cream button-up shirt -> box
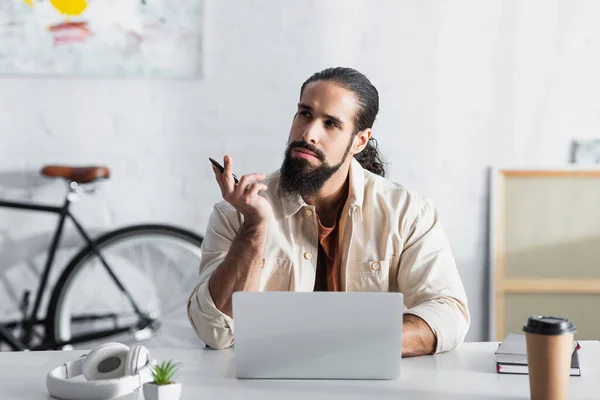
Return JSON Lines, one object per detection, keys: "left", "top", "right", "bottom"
{"left": 187, "top": 158, "right": 470, "bottom": 352}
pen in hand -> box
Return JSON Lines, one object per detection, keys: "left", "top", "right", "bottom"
{"left": 209, "top": 157, "right": 239, "bottom": 184}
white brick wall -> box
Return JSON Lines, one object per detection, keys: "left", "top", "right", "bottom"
{"left": 1, "top": 0, "right": 600, "bottom": 343}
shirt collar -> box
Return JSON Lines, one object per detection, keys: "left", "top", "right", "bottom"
{"left": 281, "top": 157, "right": 365, "bottom": 218}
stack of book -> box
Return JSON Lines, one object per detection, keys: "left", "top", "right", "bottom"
{"left": 494, "top": 333, "right": 581, "bottom": 376}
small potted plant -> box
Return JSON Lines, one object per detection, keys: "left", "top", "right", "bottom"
{"left": 143, "top": 360, "right": 182, "bottom": 400}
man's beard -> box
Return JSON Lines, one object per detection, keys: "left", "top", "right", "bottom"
{"left": 278, "top": 138, "right": 353, "bottom": 201}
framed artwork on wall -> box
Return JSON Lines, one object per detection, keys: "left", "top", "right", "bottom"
{"left": 0, "top": 0, "right": 204, "bottom": 78}
{"left": 571, "top": 139, "right": 600, "bottom": 164}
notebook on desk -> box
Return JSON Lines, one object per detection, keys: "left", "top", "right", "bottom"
{"left": 231, "top": 291, "right": 404, "bottom": 380}
{"left": 494, "top": 333, "right": 581, "bottom": 376}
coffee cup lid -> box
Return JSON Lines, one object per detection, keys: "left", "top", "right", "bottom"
{"left": 522, "top": 316, "right": 576, "bottom": 335}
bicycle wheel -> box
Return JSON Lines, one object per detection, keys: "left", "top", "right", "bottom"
{"left": 46, "top": 224, "right": 204, "bottom": 350}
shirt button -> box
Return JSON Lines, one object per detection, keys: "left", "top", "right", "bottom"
{"left": 304, "top": 252, "right": 313, "bottom": 260}
{"left": 305, "top": 209, "right": 313, "bottom": 217}
{"left": 371, "top": 262, "right": 381, "bottom": 271}
{"left": 261, "top": 259, "right": 265, "bottom": 268}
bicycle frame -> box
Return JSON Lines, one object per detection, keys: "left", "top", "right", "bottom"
{"left": 0, "top": 187, "right": 148, "bottom": 351}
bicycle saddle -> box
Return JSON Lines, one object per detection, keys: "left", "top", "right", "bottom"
{"left": 41, "top": 165, "right": 110, "bottom": 184}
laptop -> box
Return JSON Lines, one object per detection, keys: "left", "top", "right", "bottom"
{"left": 231, "top": 291, "right": 403, "bottom": 380}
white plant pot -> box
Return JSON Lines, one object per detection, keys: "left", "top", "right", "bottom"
{"left": 142, "top": 382, "right": 182, "bottom": 400}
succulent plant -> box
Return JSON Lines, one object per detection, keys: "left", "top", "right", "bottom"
{"left": 150, "top": 360, "right": 180, "bottom": 385}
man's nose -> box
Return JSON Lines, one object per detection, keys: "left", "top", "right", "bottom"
{"left": 301, "top": 121, "right": 321, "bottom": 144}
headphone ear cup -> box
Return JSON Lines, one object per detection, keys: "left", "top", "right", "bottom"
{"left": 82, "top": 342, "right": 130, "bottom": 381}
{"left": 125, "top": 345, "right": 150, "bottom": 376}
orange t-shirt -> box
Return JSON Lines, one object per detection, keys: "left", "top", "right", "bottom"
{"left": 313, "top": 206, "right": 343, "bottom": 292}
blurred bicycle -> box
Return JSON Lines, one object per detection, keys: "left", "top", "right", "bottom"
{"left": 0, "top": 165, "right": 203, "bottom": 351}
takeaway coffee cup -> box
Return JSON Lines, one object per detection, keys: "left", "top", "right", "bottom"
{"left": 523, "top": 316, "right": 576, "bottom": 400}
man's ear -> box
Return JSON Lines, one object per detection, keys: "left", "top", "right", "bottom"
{"left": 353, "top": 129, "right": 372, "bottom": 154}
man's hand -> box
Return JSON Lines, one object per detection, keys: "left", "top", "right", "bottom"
{"left": 212, "top": 155, "right": 273, "bottom": 225}
{"left": 208, "top": 155, "right": 272, "bottom": 317}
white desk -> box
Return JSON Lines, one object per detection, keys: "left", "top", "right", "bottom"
{"left": 2, "top": 341, "right": 599, "bottom": 399}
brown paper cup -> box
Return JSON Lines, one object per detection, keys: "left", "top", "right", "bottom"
{"left": 523, "top": 316, "right": 576, "bottom": 400}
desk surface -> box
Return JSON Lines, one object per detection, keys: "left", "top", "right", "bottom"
{"left": 2, "top": 341, "right": 599, "bottom": 400}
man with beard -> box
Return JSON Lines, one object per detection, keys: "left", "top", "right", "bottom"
{"left": 187, "top": 67, "right": 470, "bottom": 356}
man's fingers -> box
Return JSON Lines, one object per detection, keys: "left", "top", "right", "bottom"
{"left": 246, "top": 183, "right": 268, "bottom": 199}
{"left": 215, "top": 157, "right": 267, "bottom": 203}
{"left": 236, "top": 174, "right": 266, "bottom": 195}
{"left": 222, "top": 155, "right": 237, "bottom": 192}
{"left": 223, "top": 155, "right": 232, "bottom": 175}
{"left": 239, "top": 174, "right": 266, "bottom": 185}
{"left": 212, "top": 164, "right": 223, "bottom": 187}
{"left": 212, "top": 164, "right": 227, "bottom": 193}
{"left": 212, "top": 164, "right": 221, "bottom": 180}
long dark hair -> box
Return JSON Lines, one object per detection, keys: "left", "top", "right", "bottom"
{"left": 300, "top": 67, "right": 387, "bottom": 177}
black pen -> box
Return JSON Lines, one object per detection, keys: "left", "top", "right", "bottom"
{"left": 209, "top": 158, "right": 239, "bottom": 184}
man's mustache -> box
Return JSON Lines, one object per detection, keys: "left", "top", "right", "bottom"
{"left": 287, "top": 141, "right": 325, "bottom": 162}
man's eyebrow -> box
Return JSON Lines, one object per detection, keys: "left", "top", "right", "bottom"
{"left": 297, "top": 103, "right": 344, "bottom": 127}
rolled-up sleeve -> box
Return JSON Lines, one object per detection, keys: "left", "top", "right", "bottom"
{"left": 398, "top": 198, "right": 470, "bottom": 354}
{"left": 187, "top": 202, "right": 240, "bottom": 349}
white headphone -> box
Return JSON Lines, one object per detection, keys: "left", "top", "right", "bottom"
{"left": 46, "top": 342, "right": 156, "bottom": 400}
